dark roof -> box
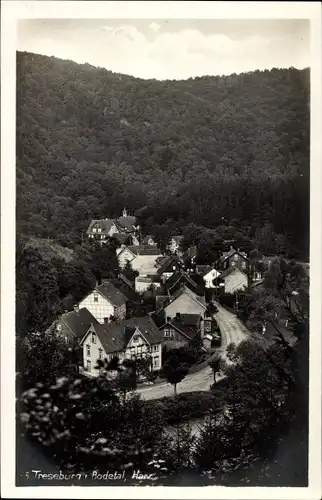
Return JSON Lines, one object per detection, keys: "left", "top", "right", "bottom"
{"left": 220, "top": 247, "right": 248, "bottom": 263}
{"left": 118, "top": 273, "right": 135, "bottom": 289}
{"left": 126, "top": 245, "right": 162, "bottom": 256}
{"left": 155, "top": 294, "right": 170, "bottom": 312}
{"left": 109, "top": 278, "right": 137, "bottom": 301}
{"left": 157, "top": 255, "right": 182, "bottom": 275}
{"left": 89, "top": 322, "right": 125, "bottom": 353}
{"left": 112, "top": 233, "right": 132, "bottom": 245}
{"left": 165, "top": 270, "right": 198, "bottom": 294}
{"left": 219, "top": 266, "right": 248, "bottom": 279}
{"left": 61, "top": 308, "right": 99, "bottom": 339}
{"left": 196, "top": 265, "right": 214, "bottom": 277}
{"left": 151, "top": 310, "right": 166, "bottom": 328}
{"left": 123, "top": 316, "right": 162, "bottom": 344}
{"left": 160, "top": 314, "right": 201, "bottom": 341}
{"left": 86, "top": 219, "right": 115, "bottom": 235}
{"left": 86, "top": 315, "right": 162, "bottom": 354}
{"left": 96, "top": 281, "right": 128, "bottom": 306}
{"left": 116, "top": 215, "right": 136, "bottom": 232}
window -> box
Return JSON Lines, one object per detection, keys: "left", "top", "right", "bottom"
{"left": 133, "top": 334, "right": 139, "bottom": 343}
{"left": 91, "top": 333, "right": 96, "bottom": 344}
{"left": 93, "top": 293, "right": 98, "bottom": 302}
{"left": 98, "top": 348, "right": 103, "bottom": 360}
{"left": 57, "top": 324, "right": 62, "bottom": 332}
{"left": 231, "top": 261, "right": 236, "bottom": 266}
{"left": 241, "top": 261, "right": 246, "bottom": 269}
{"left": 86, "top": 360, "right": 91, "bottom": 372}
{"left": 153, "top": 357, "right": 159, "bottom": 368}
{"left": 93, "top": 228, "right": 97, "bottom": 233}
{"left": 98, "top": 228, "right": 102, "bottom": 233}
{"left": 86, "top": 344, "right": 90, "bottom": 356}
{"left": 234, "top": 254, "right": 238, "bottom": 261}
{"left": 164, "top": 329, "right": 169, "bottom": 337}
{"left": 153, "top": 345, "right": 159, "bottom": 352}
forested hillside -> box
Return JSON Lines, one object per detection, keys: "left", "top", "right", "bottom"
{"left": 16, "top": 51, "right": 310, "bottom": 258}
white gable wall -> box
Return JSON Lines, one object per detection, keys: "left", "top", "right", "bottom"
{"left": 118, "top": 248, "right": 135, "bottom": 268}
{"left": 165, "top": 292, "right": 206, "bottom": 319}
{"left": 79, "top": 291, "right": 115, "bottom": 324}
{"left": 224, "top": 270, "right": 248, "bottom": 294}
{"left": 203, "top": 269, "right": 220, "bottom": 288}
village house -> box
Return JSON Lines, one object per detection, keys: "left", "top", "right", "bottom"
{"left": 141, "top": 234, "right": 157, "bottom": 246}
{"left": 219, "top": 266, "right": 248, "bottom": 294}
{"left": 164, "top": 270, "right": 199, "bottom": 296}
{"left": 167, "top": 235, "right": 183, "bottom": 255}
{"left": 218, "top": 246, "right": 248, "bottom": 272}
{"left": 163, "top": 285, "right": 207, "bottom": 320}
{"left": 156, "top": 255, "right": 183, "bottom": 282}
{"left": 55, "top": 307, "right": 99, "bottom": 344}
{"left": 80, "top": 315, "right": 163, "bottom": 377}
{"left": 117, "top": 245, "right": 162, "bottom": 276}
{"left": 181, "top": 246, "right": 197, "bottom": 272}
{"left": 135, "top": 275, "right": 162, "bottom": 294}
{"left": 78, "top": 281, "right": 128, "bottom": 324}
{"left": 201, "top": 266, "right": 221, "bottom": 289}
{"left": 159, "top": 312, "right": 202, "bottom": 349}
{"left": 86, "top": 209, "right": 139, "bottom": 245}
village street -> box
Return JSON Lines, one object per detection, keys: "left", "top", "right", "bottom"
{"left": 138, "top": 303, "right": 250, "bottom": 401}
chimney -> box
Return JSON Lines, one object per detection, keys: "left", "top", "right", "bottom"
{"left": 167, "top": 316, "right": 171, "bottom": 323}
{"left": 176, "top": 312, "right": 181, "bottom": 321}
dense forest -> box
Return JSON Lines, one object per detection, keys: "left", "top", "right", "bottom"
{"left": 16, "top": 51, "right": 310, "bottom": 259}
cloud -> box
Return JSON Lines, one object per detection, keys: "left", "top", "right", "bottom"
{"left": 149, "top": 22, "right": 161, "bottom": 33}
{"left": 17, "top": 20, "right": 309, "bottom": 80}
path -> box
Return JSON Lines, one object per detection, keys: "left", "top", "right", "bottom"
{"left": 138, "top": 302, "right": 250, "bottom": 400}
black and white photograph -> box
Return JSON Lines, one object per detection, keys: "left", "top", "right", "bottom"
{"left": 1, "top": 1, "right": 321, "bottom": 498}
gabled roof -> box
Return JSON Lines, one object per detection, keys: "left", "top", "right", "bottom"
{"left": 96, "top": 281, "right": 128, "bottom": 306}
{"left": 124, "top": 316, "right": 162, "bottom": 344}
{"left": 167, "top": 285, "right": 206, "bottom": 310}
{"left": 60, "top": 308, "right": 99, "bottom": 339}
{"left": 83, "top": 315, "right": 162, "bottom": 354}
{"left": 112, "top": 233, "right": 132, "bottom": 246}
{"left": 160, "top": 313, "right": 201, "bottom": 341}
{"left": 219, "top": 266, "right": 248, "bottom": 280}
{"left": 86, "top": 219, "right": 115, "bottom": 235}
{"left": 116, "top": 215, "right": 136, "bottom": 232}
{"left": 118, "top": 273, "right": 135, "bottom": 289}
{"left": 157, "top": 255, "right": 182, "bottom": 275}
{"left": 165, "top": 270, "right": 198, "bottom": 293}
{"left": 220, "top": 247, "right": 248, "bottom": 263}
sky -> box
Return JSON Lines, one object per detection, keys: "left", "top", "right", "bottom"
{"left": 17, "top": 19, "right": 310, "bottom": 80}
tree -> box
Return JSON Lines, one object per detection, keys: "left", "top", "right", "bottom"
{"left": 159, "top": 353, "right": 189, "bottom": 396}
{"left": 208, "top": 352, "right": 226, "bottom": 384}
{"left": 122, "top": 261, "right": 139, "bottom": 283}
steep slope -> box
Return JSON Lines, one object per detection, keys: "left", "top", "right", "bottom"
{"left": 16, "top": 52, "right": 310, "bottom": 256}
